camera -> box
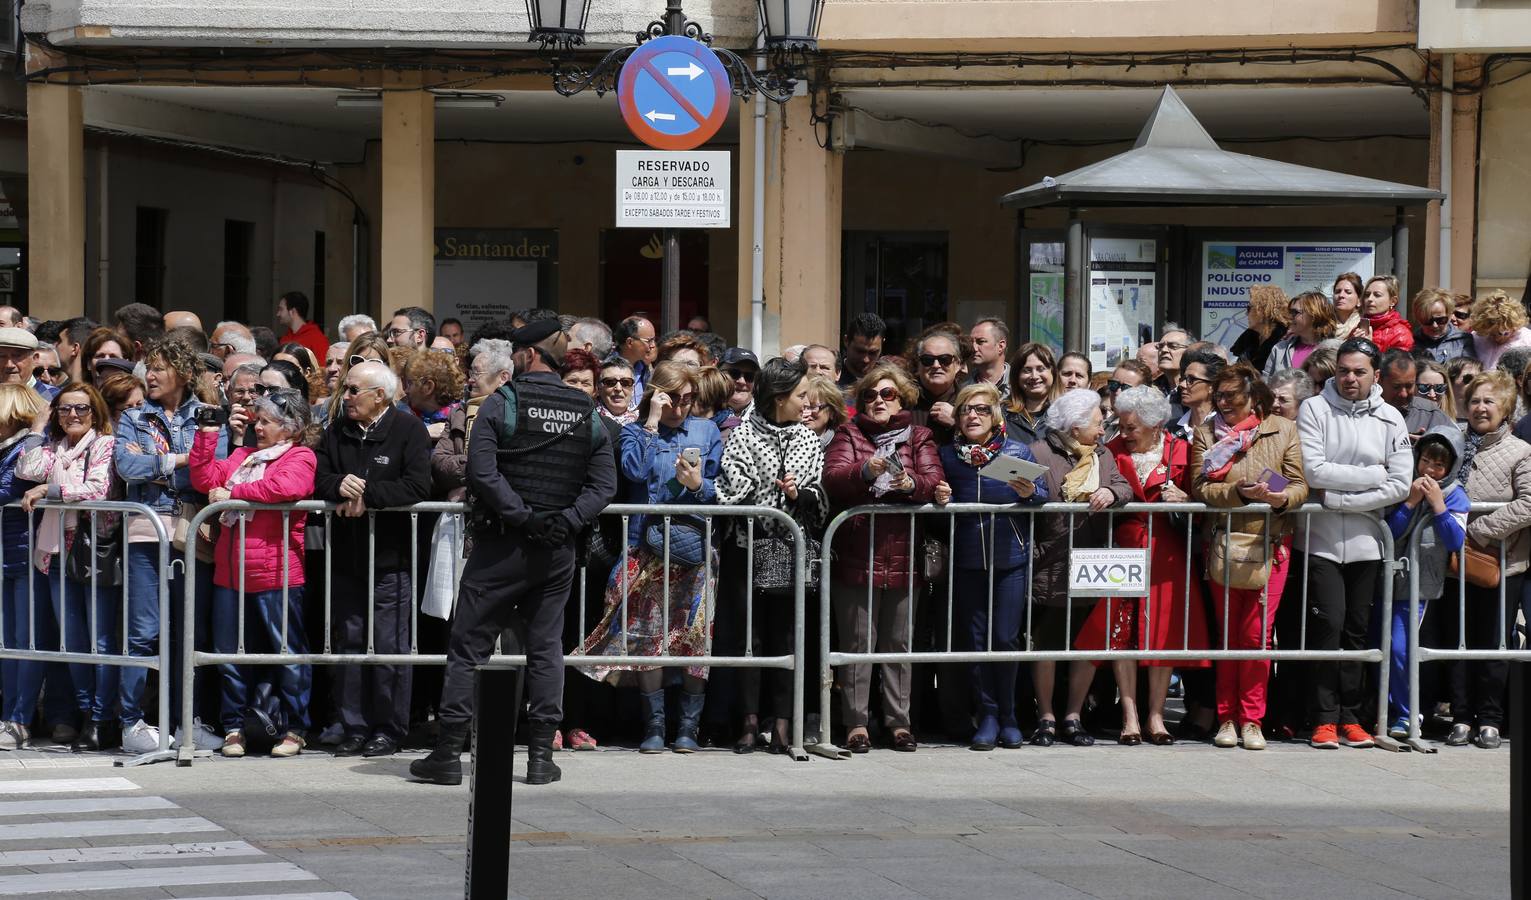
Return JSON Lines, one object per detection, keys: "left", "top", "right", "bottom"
{"left": 194, "top": 406, "right": 229, "bottom": 428}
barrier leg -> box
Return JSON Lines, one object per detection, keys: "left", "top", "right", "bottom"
{"left": 465, "top": 663, "right": 521, "bottom": 900}
{"left": 1372, "top": 560, "right": 1407, "bottom": 753}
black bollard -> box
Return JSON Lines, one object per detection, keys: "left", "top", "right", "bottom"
{"left": 465, "top": 664, "right": 523, "bottom": 900}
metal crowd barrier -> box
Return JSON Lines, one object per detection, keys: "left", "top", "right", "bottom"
{"left": 1405, "top": 500, "right": 1528, "bottom": 752}
{"left": 0, "top": 499, "right": 175, "bottom": 767}
{"left": 178, "top": 500, "right": 810, "bottom": 765}
{"left": 814, "top": 501, "right": 1403, "bottom": 759}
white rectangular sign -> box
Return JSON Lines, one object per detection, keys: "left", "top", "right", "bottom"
{"left": 616, "top": 150, "right": 731, "bottom": 229}
{"left": 1067, "top": 548, "right": 1150, "bottom": 598}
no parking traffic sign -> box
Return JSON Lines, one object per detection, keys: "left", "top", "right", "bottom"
{"left": 617, "top": 35, "right": 731, "bottom": 151}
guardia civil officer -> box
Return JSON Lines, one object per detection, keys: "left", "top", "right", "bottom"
{"left": 410, "top": 319, "right": 617, "bottom": 786}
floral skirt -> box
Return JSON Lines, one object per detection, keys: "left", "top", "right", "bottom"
{"left": 577, "top": 546, "right": 718, "bottom": 684}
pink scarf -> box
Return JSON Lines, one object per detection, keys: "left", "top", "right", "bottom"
{"left": 1200, "top": 414, "right": 1260, "bottom": 482}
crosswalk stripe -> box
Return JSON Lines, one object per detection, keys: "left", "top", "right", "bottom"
{"left": 173, "top": 894, "right": 356, "bottom": 900}
{"left": 0, "top": 861, "right": 316, "bottom": 895}
{"left": 0, "top": 777, "right": 138, "bottom": 795}
{"left": 0, "top": 816, "right": 220, "bottom": 840}
{"left": 0, "top": 796, "right": 176, "bottom": 817}
{"left": 0, "top": 840, "right": 261, "bottom": 867}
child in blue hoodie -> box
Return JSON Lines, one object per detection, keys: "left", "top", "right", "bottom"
{"left": 1384, "top": 425, "right": 1469, "bottom": 738}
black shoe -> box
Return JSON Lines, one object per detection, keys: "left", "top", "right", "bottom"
{"left": 1060, "top": 718, "right": 1094, "bottom": 747}
{"left": 334, "top": 734, "right": 367, "bottom": 756}
{"left": 410, "top": 722, "right": 468, "bottom": 785}
{"left": 72, "top": 722, "right": 101, "bottom": 752}
{"left": 362, "top": 735, "right": 400, "bottom": 758}
{"left": 1029, "top": 719, "right": 1057, "bottom": 747}
{"left": 525, "top": 721, "right": 562, "bottom": 785}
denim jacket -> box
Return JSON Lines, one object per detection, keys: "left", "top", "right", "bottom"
{"left": 619, "top": 417, "right": 723, "bottom": 544}
{"left": 114, "top": 394, "right": 227, "bottom": 513}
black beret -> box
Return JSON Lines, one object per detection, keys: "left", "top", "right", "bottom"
{"left": 510, "top": 319, "right": 563, "bottom": 347}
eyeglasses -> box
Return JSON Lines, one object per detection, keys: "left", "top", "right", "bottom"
{"left": 1212, "top": 390, "right": 1245, "bottom": 403}
{"left": 725, "top": 368, "right": 757, "bottom": 383}
{"left": 384, "top": 327, "right": 413, "bottom": 340}
{"left": 600, "top": 377, "right": 635, "bottom": 389}
{"left": 918, "top": 353, "right": 956, "bottom": 368}
{"left": 1452, "top": 309, "right": 1472, "bottom": 321}
{"left": 802, "top": 403, "right": 824, "bottom": 414}
{"left": 636, "top": 336, "right": 657, "bottom": 346}
{"left": 210, "top": 342, "right": 234, "bottom": 353}
{"left": 1416, "top": 383, "right": 1449, "bottom": 397}
{"left": 958, "top": 404, "right": 993, "bottom": 417}
{"left": 1429, "top": 316, "right": 1451, "bottom": 327}
{"left": 57, "top": 404, "right": 92, "bottom": 417}
{"left": 860, "top": 387, "right": 900, "bottom": 404}
{"left": 1106, "top": 379, "right": 1127, "bottom": 393}
{"left": 1159, "top": 341, "right": 1187, "bottom": 351}
{"left": 1178, "top": 373, "right": 1213, "bottom": 386}
{"left": 674, "top": 392, "right": 696, "bottom": 406}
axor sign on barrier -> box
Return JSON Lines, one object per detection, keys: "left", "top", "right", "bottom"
{"left": 616, "top": 150, "right": 731, "bottom": 229}
{"left": 617, "top": 35, "right": 731, "bottom": 151}
{"left": 1067, "top": 548, "right": 1150, "bottom": 597}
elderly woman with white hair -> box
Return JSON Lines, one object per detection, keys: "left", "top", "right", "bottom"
{"left": 1075, "top": 386, "right": 1209, "bottom": 745}
{"left": 1027, "top": 388, "right": 1132, "bottom": 746}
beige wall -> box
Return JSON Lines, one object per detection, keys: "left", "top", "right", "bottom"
{"left": 1475, "top": 61, "right": 1531, "bottom": 298}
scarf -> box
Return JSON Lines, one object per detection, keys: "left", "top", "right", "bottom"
{"left": 955, "top": 422, "right": 1006, "bottom": 468}
{"left": 32, "top": 431, "right": 99, "bottom": 568}
{"left": 1130, "top": 433, "right": 1166, "bottom": 487}
{"left": 414, "top": 400, "right": 458, "bottom": 427}
{"left": 856, "top": 411, "right": 913, "bottom": 498}
{"left": 1201, "top": 413, "right": 1261, "bottom": 482}
{"left": 601, "top": 404, "right": 639, "bottom": 427}
{"left": 1460, "top": 425, "right": 1497, "bottom": 490}
{"left": 1056, "top": 432, "right": 1100, "bottom": 501}
{"left": 219, "top": 442, "right": 293, "bottom": 527}
{"left": 1337, "top": 310, "right": 1363, "bottom": 340}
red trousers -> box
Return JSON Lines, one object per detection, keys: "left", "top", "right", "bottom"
{"left": 1209, "top": 543, "right": 1289, "bottom": 727}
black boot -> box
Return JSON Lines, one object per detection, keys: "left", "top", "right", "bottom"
{"left": 409, "top": 720, "right": 470, "bottom": 785}
{"left": 72, "top": 722, "right": 100, "bottom": 752}
{"left": 525, "top": 721, "right": 562, "bottom": 786}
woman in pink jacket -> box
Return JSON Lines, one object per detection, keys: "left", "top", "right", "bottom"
{"left": 190, "top": 388, "right": 317, "bottom": 758}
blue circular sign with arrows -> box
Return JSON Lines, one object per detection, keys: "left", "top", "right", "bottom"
{"left": 617, "top": 35, "right": 731, "bottom": 151}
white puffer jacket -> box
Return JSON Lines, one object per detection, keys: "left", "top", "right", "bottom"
{"left": 1296, "top": 382, "right": 1413, "bottom": 563}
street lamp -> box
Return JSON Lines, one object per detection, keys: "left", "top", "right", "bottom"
{"left": 528, "top": 0, "right": 822, "bottom": 102}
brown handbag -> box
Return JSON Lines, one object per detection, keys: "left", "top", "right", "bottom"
{"left": 1449, "top": 541, "right": 1501, "bottom": 589}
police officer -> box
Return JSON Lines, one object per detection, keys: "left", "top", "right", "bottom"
{"left": 410, "top": 319, "right": 617, "bottom": 786}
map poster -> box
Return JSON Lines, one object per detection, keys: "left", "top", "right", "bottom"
{"left": 1200, "top": 242, "right": 1375, "bottom": 348}
{"left": 1087, "top": 238, "right": 1157, "bottom": 371}
{"left": 1029, "top": 272, "right": 1064, "bottom": 356}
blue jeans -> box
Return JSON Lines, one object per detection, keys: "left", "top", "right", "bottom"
{"left": 1, "top": 573, "right": 44, "bottom": 723}
{"left": 953, "top": 565, "right": 1028, "bottom": 723}
{"left": 118, "top": 541, "right": 211, "bottom": 729}
{"left": 211, "top": 585, "right": 311, "bottom": 735}
{"left": 40, "top": 564, "right": 121, "bottom": 723}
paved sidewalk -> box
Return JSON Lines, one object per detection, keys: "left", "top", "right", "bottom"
{"left": 0, "top": 739, "right": 1512, "bottom": 899}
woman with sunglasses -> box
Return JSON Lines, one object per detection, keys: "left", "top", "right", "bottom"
{"left": 1264, "top": 291, "right": 1338, "bottom": 378}
{"left": 823, "top": 363, "right": 942, "bottom": 752}
{"left": 16, "top": 384, "right": 118, "bottom": 751}
{"left": 1410, "top": 288, "right": 1475, "bottom": 364}
{"left": 191, "top": 388, "right": 319, "bottom": 758}
{"left": 1416, "top": 360, "right": 1456, "bottom": 420}
{"left": 578, "top": 361, "right": 723, "bottom": 754}
{"left": 596, "top": 358, "right": 639, "bottom": 426}
{"left": 930, "top": 383, "right": 1047, "bottom": 750}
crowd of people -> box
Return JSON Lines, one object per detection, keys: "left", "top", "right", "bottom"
{"left": 0, "top": 272, "right": 1528, "bottom": 761}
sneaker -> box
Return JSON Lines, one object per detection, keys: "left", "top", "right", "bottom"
{"left": 552, "top": 729, "right": 564, "bottom": 752}
{"left": 172, "top": 719, "right": 223, "bottom": 752}
{"left": 0, "top": 721, "right": 27, "bottom": 751}
{"left": 221, "top": 732, "right": 246, "bottom": 758}
{"left": 1213, "top": 720, "right": 1239, "bottom": 748}
{"left": 1240, "top": 723, "right": 1266, "bottom": 751}
{"left": 567, "top": 728, "right": 598, "bottom": 751}
{"left": 1339, "top": 724, "right": 1375, "bottom": 748}
{"left": 1309, "top": 724, "right": 1339, "bottom": 749}
{"left": 271, "top": 732, "right": 306, "bottom": 758}
{"left": 1388, "top": 717, "right": 1411, "bottom": 740}
{"left": 121, "top": 720, "right": 161, "bottom": 754}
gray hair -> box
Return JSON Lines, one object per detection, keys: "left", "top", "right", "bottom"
{"left": 469, "top": 339, "right": 515, "bottom": 379}
{"left": 1112, "top": 385, "right": 1172, "bottom": 428}
{"left": 1045, "top": 388, "right": 1103, "bottom": 434}
{"left": 1267, "top": 368, "right": 1314, "bottom": 403}
{"left": 599, "top": 355, "right": 634, "bottom": 374}
{"left": 329, "top": 341, "right": 350, "bottom": 357}
{"left": 212, "top": 323, "right": 257, "bottom": 356}
{"left": 230, "top": 362, "right": 264, "bottom": 382}
{"left": 915, "top": 331, "right": 961, "bottom": 358}
{"left": 781, "top": 344, "right": 807, "bottom": 362}
{"left": 569, "top": 318, "right": 613, "bottom": 359}
{"left": 349, "top": 359, "right": 398, "bottom": 397}
{"left": 337, "top": 314, "right": 377, "bottom": 338}
{"left": 253, "top": 388, "right": 312, "bottom": 437}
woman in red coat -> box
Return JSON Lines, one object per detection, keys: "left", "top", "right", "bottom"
{"left": 1076, "top": 386, "right": 1209, "bottom": 745}
{"left": 823, "top": 363, "right": 943, "bottom": 753}
{"left": 1362, "top": 274, "right": 1414, "bottom": 353}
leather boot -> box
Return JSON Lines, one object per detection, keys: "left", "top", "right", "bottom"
{"left": 672, "top": 691, "right": 706, "bottom": 753}
{"left": 409, "top": 720, "right": 469, "bottom": 785}
{"left": 525, "top": 721, "right": 563, "bottom": 785}
{"left": 639, "top": 690, "right": 666, "bottom": 753}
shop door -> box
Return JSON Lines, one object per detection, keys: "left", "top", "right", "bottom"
{"left": 843, "top": 232, "right": 948, "bottom": 355}
{"left": 601, "top": 229, "right": 709, "bottom": 327}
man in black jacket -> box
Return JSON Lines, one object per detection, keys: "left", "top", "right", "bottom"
{"left": 314, "top": 359, "right": 432, "bottom": 757}
{"left": 411, "top": 319, "right": 617, "bottom": 786}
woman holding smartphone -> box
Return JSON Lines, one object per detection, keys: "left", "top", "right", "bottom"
{"left": 1190, "top": 363, "right": 1308, "bottom": 751}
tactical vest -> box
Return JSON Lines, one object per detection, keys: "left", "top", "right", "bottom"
{"left": 493, "top": 377, "right": 601, "bottom": 513}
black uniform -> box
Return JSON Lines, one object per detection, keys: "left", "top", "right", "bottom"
{"left": 437, "top": 371, "right": 618, "bottom": 727}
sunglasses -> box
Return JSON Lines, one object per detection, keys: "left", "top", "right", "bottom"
{"left": 600, "top": 377, "right": 635, "bottom": 389}
{"left": 860, "top": 387, "right": 900, "bottom": 404}
{"left": 1456, "top": 373, "right": 1480, "bottom": 384}
{"left": 918, "top": 353, "right": 956, "bottom": 368}
{"left": 1416, "top": 383, "right": 1449, "bottom": 397}
{"left": 1452, "top": 309, "right": 1472, "bottom": 321}
{"left": 253, "top": 383, "right": 275, "bottom": 396}
{"left": 41, "top": 366, "right": 66, "bottom": 380}
{"left": 1178, "top": 373, "right": 1213, "bottom": 386}
{"left": 958, "top": 404, "right": 993, "bottom": 417}
{"left": 1428, "top": 316, "right": 1451, "bottom": 327}
{"left": 344, "top": 384, "right": 381, "bottom": 396}
{"left": 1106, "top": 379, "right": 1127, "bottom": 393}
{"left": 673, "top": 393, "right": 696, "bottom": 406}
{"left": 724, "top": 368, "right": 757, "bottom": 383}
{"left": 349, "top": 355, "right": 376, "bottom": 367}
{"left": 56, "top": 403, "right": 92, "bottom": 417}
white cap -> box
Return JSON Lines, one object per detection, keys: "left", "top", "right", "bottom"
{"left": 0, "top": 327, "right": 37, "bottom": 351}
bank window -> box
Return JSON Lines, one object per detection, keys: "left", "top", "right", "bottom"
{"left": 223, "top": 220, "right": 254, "bottom": 323}
{"left": 312, "top": 230, "right": 326, "bottom": 328}
{"left": 134, "top": 207, "right": 167, "bottom": 307}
